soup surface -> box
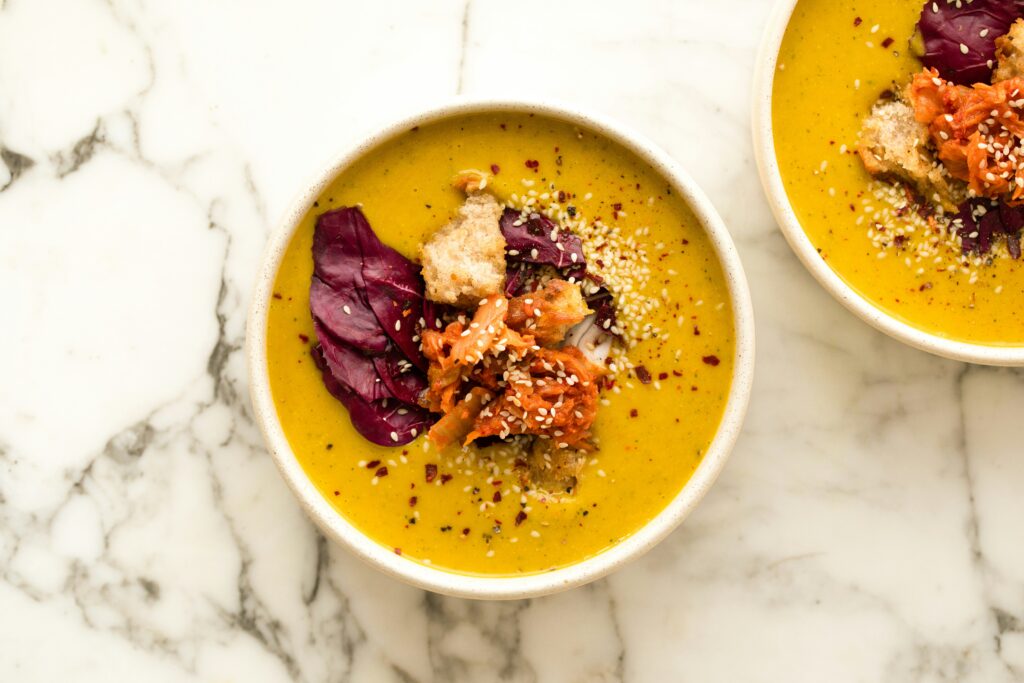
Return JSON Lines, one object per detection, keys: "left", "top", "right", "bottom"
{"left": 774, "top": 0, "right": 1024, "bottom": 344}
{"left": 266, "top": 112, "right": 734, "bottom": 575}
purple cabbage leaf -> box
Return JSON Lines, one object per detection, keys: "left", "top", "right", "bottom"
{"left": 372, "top": 345, "right": 428, "bottom": 405}
{"left": 499, "top": 207, "right": 586, "bottom": 272}
{"left": 916, "top": 0, "right": 1023, "bottom": 85}
{"left": 309, "top": 275, "right": 389, "bottom": 353}
{"left": 315, "top": 322, "right": 390, "bottom": 403}
{"left": 955, "top": 197, "right": 1024, "bottom": 257}
{"left": 310, "top": 206, "right": 436, "bottom": 445}
{"left": 312, "top": 345, "right": 434, "bottom": 446}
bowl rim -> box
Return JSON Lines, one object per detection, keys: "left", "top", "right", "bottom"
{"left": 245, "top": 97, "right": 756, "bottom": 599}
{"left": 752, "top": 0, "right": 1024, "bottom": 367}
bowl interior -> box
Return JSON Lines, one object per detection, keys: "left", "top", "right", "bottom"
{"left": 752, "top": 0, "right": 1024, "bottom": 366}
{"left": 246, "top": 99, "right": 756, "bottom": 598}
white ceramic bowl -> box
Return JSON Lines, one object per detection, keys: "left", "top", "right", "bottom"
{"left": 753, "top": 0, "right": 1024, "bottom": 366}
{"left": 247, "top": 99, "right": 755, "bottom": 599}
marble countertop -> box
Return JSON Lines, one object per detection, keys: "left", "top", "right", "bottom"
{"left": 3, "top": 0, "right": 1024, "bottom": 681}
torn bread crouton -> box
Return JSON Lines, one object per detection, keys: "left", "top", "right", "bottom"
{"left": 420, "top": 184, "right": 506, "bottom": 308}
{"left": 857, "top": 96, "right": 967, "bottom": 210}
{"left": 525, "top": 439, "right": 587, "bottom": 494}
{"left": 994, "top": 19, "right": 1024, "bottom": 82}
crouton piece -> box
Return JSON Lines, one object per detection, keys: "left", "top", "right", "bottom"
{"left": 525, "top": 439, "right": 587, "bottom": 494}
{"left": 420, "top": 192, "right": 506, "bottom": 308}
{"left": 857, "top": 97, "right": 967, "bottom": 210}
{"left": 506, "top": 279, "right": 591, "bottom": 346}
{"left": 994, "top": 19, "right": 1024, "bottom": 82}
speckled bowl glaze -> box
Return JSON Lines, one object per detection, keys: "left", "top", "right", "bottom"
{"left": 753, "top": 0, "right": 1024, "bottom": 366}
{"left": 246, "top": 99, "right": 755, "bottom": 599}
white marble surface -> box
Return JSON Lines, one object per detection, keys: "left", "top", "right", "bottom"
{"left": 2, "top": 0, "right": 1024, "bottom": 680}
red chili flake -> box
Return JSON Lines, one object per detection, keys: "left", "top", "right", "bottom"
{"left": 375, "top": 466, "right": 388, "bottom": 478}
{"left": 612, "top": 202, "right": 623, "bottom": 211}
{"left": 881, "top": 37, "right": 894, "bottom": 48}
{"left": 298, "top": 333, "right": 309, "bottom": 343}
{"left": 515, "top": 511, "right": 527, "bottom": 526}
{"left": 493, "top": 491, "right": 502, "bottom": 503}
{"left": 491, "top": 480, "right": 503, "bottom": 486}
{"left": 394, "top": 548, "right": 402, "bottom": 555}
{"left": 525, "top": 159, "right": 540, "bottom": 169}
{"left": 490, "top": 163, "right": 500, "bottom": 175}
{"left": 672, "top": 370, "right": 683, "bottom": 377}
{"left": 629, "top": 408, "right": 639, "bottom": 418}
{"left": 919, "top": 282, "right": 933, "bottom": 292}
{"left": 635, "top": 365, "right": 652, "bottom": 384}
{"left": 693, "top": 325, "right": 700, "bottom": 336}
{"left": 702, "top": 355, "right": 721, "bottom": 366}
{"left": 272, "top": 292, "right": 283, "bottom": 300}
{"left": 462, "top": 527, "right": 471, "bottom": 535}
{"left": 409, "top": 496, "right": 418, "bottom": 507}
{"left": 366, "top": 460, "right": 381, "bottom": 469}
{"left": 853, "top": 16, "right": 862, "bottom": 26}
{"left": 425, "top": 464, "right": 438, "bottom": 482}
{"left": 440, "top": 474, "right": 453, "bottom": 484}
{"left": 333, "top": 490, "right": 340, "bottom": 496}
{"left": 658, "top": 372, "right": 669, "bottom": 380}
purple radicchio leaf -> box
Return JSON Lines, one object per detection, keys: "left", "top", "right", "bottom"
{"left": 312, "top": 345, "right": 434, "bottom": 446}
{"left": 955, "top": 197, "right": 1024, "bottom": 257}
{"left": 422, "top": 297, "right": 445, "bottom": 332}
{"left": 355, "top": 214, "right": 429, "bottom": 370}
{"left": 999, "top": 200, "right": 1024, "bottom": 233}
{"left": 956, "top": 199, "right": 981, "bottom": 253}
{"left": 372, "top": 345, "right": 428, "bottom": 405}
{"left": 1009, "top": 233, "right": 1023, "bottom": 258}
{"left": 499, "top": 207, "right": 586, "bottom": 271}
{"left": 978, "top": 206, "right": 1001, "bottom": 254}
{"left": 309, "top": 275, "right": 388, "bottom": 353}
{"left": 314, "top": 322, "right": 390, "bottom": 403}
{"left": 312, "top": 206, "right": 428, "bottom": 369}
{"left": 313, "top": 207, "right": 372, "bottom": 290}
{"left": 917, "top": 0, "right": 1023, "bottom": 85}
{"left": 585, "top": 287, "right": 621, "bottom": 338}
{"left": 504, "top": 264, "right": 529, "bottom": 297}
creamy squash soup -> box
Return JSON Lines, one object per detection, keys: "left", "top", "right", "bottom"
{"left": 774, "top": 0, "right": 1024, "bottom": 344}
{"left": 265, "top": 112, "right": 734, "bottom": 575}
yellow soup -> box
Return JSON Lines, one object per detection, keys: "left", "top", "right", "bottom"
{"left": 265, "top": 112, "right": 735, "bottom": 575}
{"left": 774, "top": 0, "right": 1024, "bottom": 344}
